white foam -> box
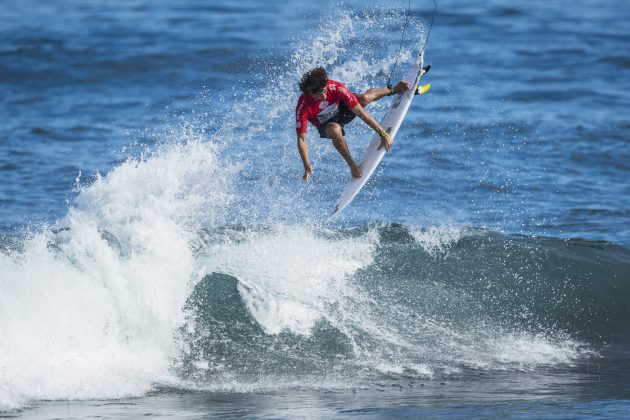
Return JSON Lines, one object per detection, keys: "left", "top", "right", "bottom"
{"left": 373, "top": 362, "right": 433, "bottom": 378}
{"left": 486, "top": 333, "right": 589, "bottom": 370}
{"left": 0, "top": 138, "right": 233, "bottom": 410}
{"left": 409, "top": 225, "right": 466, "bottom": 257}
{"left": 202, "top": 226, "right": 379, "bottom": 335}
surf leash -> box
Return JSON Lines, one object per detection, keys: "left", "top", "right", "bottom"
{"left": 421, "top": 0, "right": 437, "bottom": 56}
{"left": 386, "top": 0, "right": 438, "bottom": 90}
{"left": 386, "top": 0, "right": 412, "bottom": 90}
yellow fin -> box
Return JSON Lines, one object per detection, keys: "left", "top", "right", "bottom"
{"left": 416, "top": 83, "right": 431, "bottom": 95}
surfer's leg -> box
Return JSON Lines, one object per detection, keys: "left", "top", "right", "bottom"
{"left": 326, "top": 123, "right": 362, "bottom": 179}
{"left": 356, "top": 88, "right": 390, "bottom": 107}
{"left": 356, "top": 81, "right": 410, "bottom": 107}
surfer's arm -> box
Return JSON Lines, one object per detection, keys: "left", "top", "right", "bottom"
{"left": 350, "top": 105, "right": 393, "bottom": 151}
{"left": 297, "top": 133, "right": 313, "bottom": 181}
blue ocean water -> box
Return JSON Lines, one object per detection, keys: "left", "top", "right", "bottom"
{"left": 1, "top": 0, "right": 629, "bottom": 417}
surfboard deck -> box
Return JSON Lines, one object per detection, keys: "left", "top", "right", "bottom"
{"left": 329, "top": 58, "right": 428, "bottom": 219}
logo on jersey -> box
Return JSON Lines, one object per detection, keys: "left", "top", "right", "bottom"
{"left": 316, "top": 103, "right": 339, "bottom": 124}
{"left": 319, "top": 101, "right": 329, "bottom": 110}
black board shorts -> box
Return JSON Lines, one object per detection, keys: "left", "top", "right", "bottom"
{"left": 317, "top": 100, "right": 357, "bottom": 139}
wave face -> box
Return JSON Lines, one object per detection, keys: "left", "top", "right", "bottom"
{"left": 176, "top": 223, "right": 629, "bottom": 390}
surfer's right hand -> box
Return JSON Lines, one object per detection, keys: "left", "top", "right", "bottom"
{"left": 379, "top": 133, "right": 393, "bottom": 151}
{"left": 303, "top": 163, "right": 313, "bottom": 181}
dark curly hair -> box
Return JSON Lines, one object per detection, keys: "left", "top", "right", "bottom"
{"left": 299, "top": 67, "right": 328, "bottom": 94}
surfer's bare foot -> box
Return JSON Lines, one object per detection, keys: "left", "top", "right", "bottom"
{"left": 389, "top": 81, "right": 410, "bottom": 95}
{"left": 350, "top": 163, "right": 362, "bottom": 179}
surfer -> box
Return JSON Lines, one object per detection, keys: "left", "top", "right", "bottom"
{"left": 295, "top": 67, "right": 409, "bottom": 181}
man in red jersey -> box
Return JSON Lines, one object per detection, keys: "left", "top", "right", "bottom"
{"left": 295, "top": 67, "right": 409, "bottom": 181}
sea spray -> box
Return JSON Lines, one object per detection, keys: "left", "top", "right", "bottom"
{"left": 0, "top": 139, "right": 236, "bottom": 410}
{"left": 409, "top": 224, "right": 466, "bottom": 257}
{"left": 209, "top": 8, "right": 424, "bottom": 225}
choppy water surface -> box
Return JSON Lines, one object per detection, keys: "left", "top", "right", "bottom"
{"left": 1, "top": 0, "right": 629, "bottom": 417}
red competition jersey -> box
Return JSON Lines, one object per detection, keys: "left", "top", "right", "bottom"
{"left": 295, "top": 80, "right": 359, "bottom": 134}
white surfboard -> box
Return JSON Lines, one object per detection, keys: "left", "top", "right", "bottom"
{"left": 329, "top": 56, "right": 429, "bottom": 218}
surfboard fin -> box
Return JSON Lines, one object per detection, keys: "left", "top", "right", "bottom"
{"left": 415, "top": 84, "right": 431, "bottom": 95}
{"left": 415, "top": 65, "right": 431, "bottom": 95}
